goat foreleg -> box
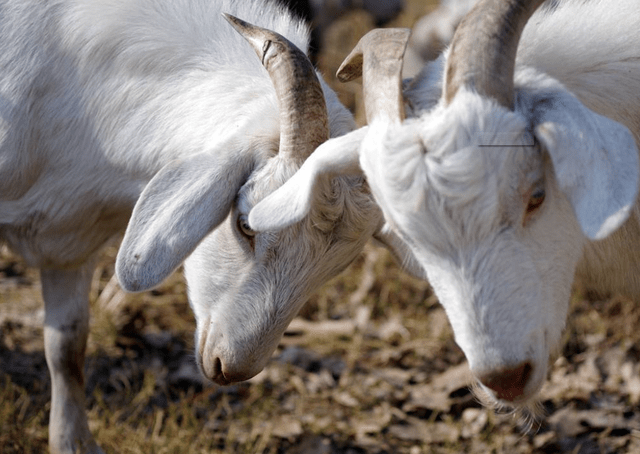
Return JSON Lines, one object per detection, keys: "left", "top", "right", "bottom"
{"left": 42, "top": 262, "right": 104, "bottom": 454}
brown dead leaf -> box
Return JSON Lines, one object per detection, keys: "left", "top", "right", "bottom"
{"left": 543, "top": 352, "right": 602, "bottom": 402}
{"left": 377, "top": 315, "right": 410, "bottom": 343}
{"left": 286, "top": 318, "right": 356, "bottom": 338}
{"left": 402, "top": 362, "right": 472, "bottom": 414}
{"left": 403, "top": 383, "right": 451, "bottom": 413}
{"left": 548, "top": 404, "right": 636, "bottom": 439}
{"left": 271, "top": 415, "right": 303, "bottom": 440}
{"left": 334, "top": 390, "right": 359, "bottom": 407}
{"left": 389, "top": 417, "right": 460, "bottom": 444}
{"left": 460, "top": 408, "right": 488, "bottom": 439}
{"left": 621, "top": 361, "right": 640, "bottom": 404}
{"left": 430, "top": 362, "right": 473, "bottom": 393}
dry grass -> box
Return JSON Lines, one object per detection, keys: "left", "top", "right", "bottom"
{"left": 4, "top": 241, "right": 640, "bottom": 453}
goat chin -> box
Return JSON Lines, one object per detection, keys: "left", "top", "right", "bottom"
{"left": 471, "top": 341, "right": 565, "bottom": 430}
{"left": 471, "top": 380, "right": 546, "bottom": 433}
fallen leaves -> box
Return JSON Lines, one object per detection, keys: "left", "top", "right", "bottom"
{"left": 3, "top": 246, "right": 640, "bottom": 454}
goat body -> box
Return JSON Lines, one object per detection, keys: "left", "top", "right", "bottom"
{"left": 250, "top": 0, "right": 640, "bottom": 408}
{"left": 0, "top": 1, "right": 381, "bottom": 452}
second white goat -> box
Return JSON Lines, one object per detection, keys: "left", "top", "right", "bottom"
{"left": 250, "top": 0, "right": 640, "bottom": 408}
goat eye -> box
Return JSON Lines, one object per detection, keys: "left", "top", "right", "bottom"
{"left": 526, "top": 188, "right": 546, "bottom": 214}
{"left": 237, "top": 214, "right": 255, "bottom": 238}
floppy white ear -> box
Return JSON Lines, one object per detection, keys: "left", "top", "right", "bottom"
{"left": 532, "top": 91, "right": 639, "bottom": 240}
{"left": 116, "top": 152, "right": 254, "bottom": 291}
{"left": 248, "top": 128, "right": 367, "bottom": 231}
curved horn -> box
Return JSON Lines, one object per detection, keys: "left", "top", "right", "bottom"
{"left": 443, "top": 0, "right": 545, "bottom": 109}
{"left": 337, "top": 28, "right": 410, "bottom": 124}
{"left": 224, "top": 14, "right": 329, "bottom": 162}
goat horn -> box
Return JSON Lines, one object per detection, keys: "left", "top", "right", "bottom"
{"left": 337, "top": 28, "right": 411, "bottom": 124}
{"left": 224, "top": 14, "right": 329, "bottom": 162}
{"left": 443, "top": 0, "right": 545, "bottom": 109}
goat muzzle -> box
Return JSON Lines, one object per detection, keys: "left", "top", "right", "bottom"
{"left": 476, "top": 361, "right": 534, "bottom": 402}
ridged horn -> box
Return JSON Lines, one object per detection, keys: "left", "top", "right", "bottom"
{"left": 337, "top": 28, "right": 411, "bottom": 124}
{"left": 443, "top": 0, "right": 546, "bottom": 109}
{"left": 224, "top": 14, "right": 329, "bottom": 162}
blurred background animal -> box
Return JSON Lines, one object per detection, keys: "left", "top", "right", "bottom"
{"left": 281, "top": 0, "right": 404, "bottom": 61}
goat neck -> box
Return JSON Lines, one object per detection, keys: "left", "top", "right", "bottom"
{"left": 444, "top": 0, "right": 545, "bottom": 109}
{"left": 224, "top": 14, "right": 329, "bottom": 163}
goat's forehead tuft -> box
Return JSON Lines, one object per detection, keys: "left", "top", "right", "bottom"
{"left": 309, "top": 175, "right": 375, "bottom": 235}
{"left": 410, "top": 89, "right": 540, "bottom": 245}
{"left": 421, "top": 88, "right": 531, "bottom": 156}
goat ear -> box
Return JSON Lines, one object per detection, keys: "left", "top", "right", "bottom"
{"left": 116, "top": 152, "right": 253, "bottom": 291}
{"left": 533, "top": 92, "right": 639, "bottom": 240}
{"left": 248, "top": 128, "right": 367, "bottom": 232}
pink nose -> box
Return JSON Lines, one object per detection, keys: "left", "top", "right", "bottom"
{"left": 477, "top": 361, "right": 533, "bottom": 402}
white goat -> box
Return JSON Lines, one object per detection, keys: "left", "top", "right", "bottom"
{"left": 0, "top": 0, "right": 383, "bottom": 452}
{"left": 250, "top": 0, "right": 640, "bottom": 409}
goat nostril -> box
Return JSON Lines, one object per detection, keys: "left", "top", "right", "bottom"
{"left": 202, "top": 354, "right": 230, "bottom": 385}
{"left": 213, "top": 356, "right": 222, "bottom": 376}
{"left": 212, "top": 356, "right": 232, "bottom": 384}
{"left": 478, "top": 361, "right": 533, "bottom": 402}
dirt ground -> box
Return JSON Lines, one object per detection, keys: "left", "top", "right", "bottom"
{"left": 2, "top": 1, "right": 640, "bottom": 453}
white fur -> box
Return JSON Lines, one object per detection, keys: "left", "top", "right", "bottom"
{"left": 250, "top": 0, "right": 640, "bottom": 406}
{"left": 0, "top": 1, "right": 380, "bottom": 452}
